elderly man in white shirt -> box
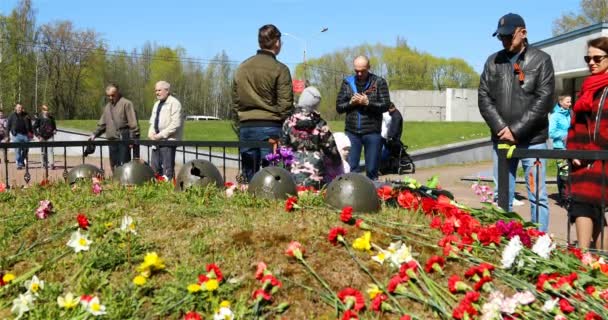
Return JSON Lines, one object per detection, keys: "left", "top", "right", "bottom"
{"left": 148, "top": 80, "right": 184, "bottom": 180}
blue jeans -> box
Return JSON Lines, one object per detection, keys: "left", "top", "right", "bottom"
{"left": 13, "top": 134, "right": 29, "bottom": 167}
{"left": 493, "top": 142, "right": 549, "bottom": 232}
{"left": 239, "top": 126, "right": 282, "bottom": 182}
{"left": 346, "top": 132, "right": 382, "bottom": 180}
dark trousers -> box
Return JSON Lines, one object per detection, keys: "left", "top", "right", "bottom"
{"left": 346, "top": 132, "right": 382, "bottom": 180}
{"left": 239, "top": 126, "right": 282, "bottom": 182}
{"left": 151, "top": 146, "right": 177, "bottom": 179}
{"left": 109, "top": 141, "right": 131, "bottom": 169}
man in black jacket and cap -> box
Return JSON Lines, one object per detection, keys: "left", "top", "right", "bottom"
{"left": 478, "top": 13, "right": 555, "bottom": 232}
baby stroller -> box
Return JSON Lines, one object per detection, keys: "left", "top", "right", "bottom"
{"left": 380, "top": 139, "right": 415, "bottom": 175}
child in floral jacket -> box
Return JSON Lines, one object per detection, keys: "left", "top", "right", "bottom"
{"left": 280, "top": 86, "right": 341, "bottom": 188}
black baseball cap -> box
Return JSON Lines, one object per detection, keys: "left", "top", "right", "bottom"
{"left": 492, "top": 13, "right": 526, "bottom": 37}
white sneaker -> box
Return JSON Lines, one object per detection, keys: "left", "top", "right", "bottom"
{"left": 513, "top": 199, "right": 525, "bottom": 206}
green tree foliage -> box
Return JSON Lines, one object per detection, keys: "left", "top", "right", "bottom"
{"left": 0, "top": 0, "right": 37, "bottom": 111}
{"left": 302, "top": 38, "right": 479, "bottom": 120}
{"left": 553, "top": 0, "right": 608, "bottom": 35}
{"left": 0, "top": 1, "right": 477, "bottom": 122}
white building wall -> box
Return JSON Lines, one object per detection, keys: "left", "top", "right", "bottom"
{"left": 390, "top": 89, "right": 483, "bottom": 122}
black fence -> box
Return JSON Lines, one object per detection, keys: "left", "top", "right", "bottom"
{"left": 497, "top": 147, "right": 608, "bottom": 247}
{"left": 0, "top": 137, "right": 269, "bottom": 187}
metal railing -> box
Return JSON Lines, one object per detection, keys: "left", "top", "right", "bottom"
{"left": 497, "top": 148, "right": 608, "bottom": 247}
{"left": 0, "top": 139, "right": 269, "bottom": 187}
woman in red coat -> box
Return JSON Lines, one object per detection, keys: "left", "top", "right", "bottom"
{"left": 568, "top": 36, "right": 608, "bottom": 250}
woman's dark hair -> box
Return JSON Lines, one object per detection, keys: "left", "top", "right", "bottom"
{"left": 258, "top": 24, "right": 281, "bottom": 50}
{"left": 588, "top": 37, "right": 608, "bottom": 53}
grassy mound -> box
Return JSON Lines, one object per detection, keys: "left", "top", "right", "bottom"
{"left": 0, "top": 178, "right": 607, "bottom": 319}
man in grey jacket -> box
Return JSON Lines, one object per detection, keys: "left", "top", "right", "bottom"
{"left": 90, "top": 84, "right": 140, "bottom": 171}
{"left": 478, "top": 13, "right": 555, "bottom": 232}
{"left": 148, "top": 80, "right": 184, "bottom": 180}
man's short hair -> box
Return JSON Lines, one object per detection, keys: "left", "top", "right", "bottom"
{"left": 155, "top": 81, "right": 171, "bottom": 91}
{"left": 258, "top": 24, "right": 281, "bottom": 50}
{"left": 389, "top": 102, "right": 396, "bottom": 109}
{"left": 106, "top": 83, "right": 120, "bottom": 92}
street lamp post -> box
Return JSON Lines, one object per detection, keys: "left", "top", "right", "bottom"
{"left": 284, "top": 27, "right": 328, "bottom": 86}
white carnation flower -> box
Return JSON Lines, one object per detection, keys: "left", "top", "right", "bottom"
{"left": 532, "top": 234, "right": 555, "bottom": 259}
{"left": 501, "top": 235, "right": 523, "bottom": 269}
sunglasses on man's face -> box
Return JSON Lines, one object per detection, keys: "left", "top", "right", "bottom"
{"left": 584, "top": 55, "right": 608, "bottom": 64}
{"left": 497, "top": 34, "right": 513, "bottom": 41}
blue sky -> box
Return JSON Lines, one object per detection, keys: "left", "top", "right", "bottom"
{"left": 1, "top": 0, "right": 580, "bottom": 73}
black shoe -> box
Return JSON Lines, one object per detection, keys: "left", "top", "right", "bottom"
{"left": 16, "top": 166, "right": 23, "bottom": 170}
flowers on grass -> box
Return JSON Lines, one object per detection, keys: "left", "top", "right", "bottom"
{"left": 120, "top": 214, "right": 137, "bottom": 235}
{"left": 24, "top": 275, "right": 44, "bottom": 296}
{"left": 501, "top": 235, "right": 523, "bottom": 269}
{"left": 188, "top": 263, "right": 224, "bottom": 294}
{"left": 285, "top": 241, "right": 305, "bottom": 259}
{"left": 213, "top": 301, "right": 235, "bottom": 320}
{"left": 133, "top": 275, "right": 147, "bottom": 286}
{"left": 377, "top": 185, "right": 393, "bottom": 201}
{"left": 531, "top": 234, "right": 555, "bottom": 259}
{"left": 92, "top": 182, "right": 102, "bottom": 195}
{"left": 424, "top": 255, "right": 445, "bottom": 274}
{"left": 67, "top": 230, "right": 92, "bottom": 253}
{"left": 1, "top": 272, "right": 15, "bottom": 286}
{"left": 372, "top": 241, "right": 414, "bottom": 267}
{"left": 337, "top": 287, "right": 366, "bottom": 312}
{"left": 76, "top": 213, "right": 90, "bottom": 230}
{"left": 340, "top": 206, "right": 353, "bottom": 223}
{"left": 11, "top": 292, "right": 34, "bottom": 318}
{"left": 184, "top": 311, "right": 202, "bottom": 320}
{"left": 352, "top": 231, "right": 371, "bottom": 252}
{"left": 35, "top": 199, "right": 53, "bottom": 219}
{"left": 85, "top": 296, "right": 107, "bottom": 316}
{"left": 285, "top": 196, "right": 300, "bottom": 212}
{"left": 57, "top": 292, "right": 80, "bottom": 309}
{"left": 137, "top": 252, "right": 165, "bottom": 277}
{"left": 328, "top": 227, "right": 347, "bottom": 246}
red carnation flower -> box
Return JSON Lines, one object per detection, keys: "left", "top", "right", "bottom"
{"left": 337, "top": 287, "right": 366, "bottom": 311}
{"left": 224, "top": 182, "right": 234, "bottom": 188}
{"left": 261, "top": 274, "right": 282, "bottom": 289}
{"left": 376, "top": 185, "right": 393, "bottom": 201}
{"left": 285, "top": 196, "right": 298, "bottom": 212}
{"left": 559, "top": 298, "right": 575, "bottom": 313}
{"left": 39, "top": 179, "right": 50, "bottom": 187}
{"left": 206, "top": 263, "right": 223, "bottom": 282}
{"left": 421, "top": 197, "right": 437, "bottom": 214}
{"left": 76, "top": 213, "right": 90, "bottom": 230}
{"left": 342, "top": 310, "right": 359, "bottom": 320}
{"left": 424, "top": 256, "right": 445, "bottom": 273}
{"left": 252, "top": 289, "right": 272, "bottom": 301}
{"left": 255, "top": 262, "right": 267, "bottom": 280}
{"left": 585, "top": 311, "right": 602, "bottom": 320}
{"left": 399, "top": 260, "right": 419, "bottom": 279}
{"left": 197, "top": 274, "right": 208, "bottom": 284}
{"left": 340, "top": 206, "right": 353, "bottom": 223}
{"left": 430, "top": 217, "right": 442, "bottom": 229}
{"left": 387, "top": 274, "right": 408, "bottom": 293}
{"left": 400, "top": 316, "right": 412, "bottom": 320}
{"left": 473, "top": 276, "right": 493, "bottom": 292}
{"left": 184, "top": 311, "right": 202, "bottom": 320}
{"left": 370, "top": 293, "right": 388, "bottom": 312}
{"left": 448, "top": 275, "right": 471, "bottom": 293}
{"left": 285, "top": 241, "right": 305, "bottom": 259}
{"left": 397, "top": 189, "right": 420, "bottom": 210}
{"left": 328, "top": 227, "right": 347, "bottom": 246}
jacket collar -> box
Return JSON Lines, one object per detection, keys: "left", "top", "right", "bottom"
{"left": 256, "top": 50, "right": 277, "bottom": 59}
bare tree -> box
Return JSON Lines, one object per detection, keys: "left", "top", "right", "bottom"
{"left": 553, "top": 0, "right": 608, "bottom": 35}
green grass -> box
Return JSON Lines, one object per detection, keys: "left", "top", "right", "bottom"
{"left": 58, "top": 120, "right": 490, "bottom": 151}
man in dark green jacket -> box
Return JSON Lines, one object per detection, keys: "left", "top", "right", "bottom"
{"left": 232, "top": 24, "right": 294, "bottom": 182}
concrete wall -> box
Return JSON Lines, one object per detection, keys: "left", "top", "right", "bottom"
{"left": 390, "top": 88, "right": 483, "bottom": 122}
